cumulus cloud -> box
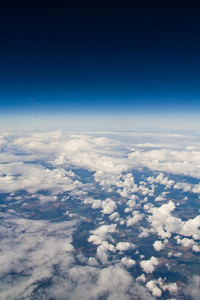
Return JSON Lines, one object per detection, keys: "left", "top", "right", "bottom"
{"left": 147, "top": 201, "right": 182, "bottom": 239}
{"left": 129, "top": 148, "right": 200, "bottom": 179}
{"left": 126, "top": 195, "right": 140, "bottom": 209}
{"left": 116, "top": 242, "right": 135, "bottom": 252}
{"left": 147, "top": 173, "right": 174, "bottom": 189}
{"left": 153, "top": 240, "right": 165, "bottom": 252}
{"left": 101, "top": 198, "right": 117, "bottom": 215}
{"left": 0, "top": 212, "right": 76, "bottom": 299}
{"left": 96, "top": 241, "right": 116, "bottom": 264}
{"left": 88, "top": 224, "right": 117, "bottom": 245}
{"left": 138, "top": 227, "right": 154, "bottom": 238}
{"left": 0, "top": 162, "right": 84, "bottom": 195}
{"left": 0, "top": 212, "right": 156, "bottom": 300}
{"left": 87, "top": 257, "right": 99, "bottom": 266}
{"left": 1, "top": 129, "right": 200, "bottom": 299}
{"left": 181, "top": 215, "right": 200, "bottom": 239}
{"left": 121, "top": 257, "right": 136, "bottom": 268}
{"left": 146, "top": 277, "right": 178, "bottom": 298}
{"left": 175, "top": 236, "right": 195, "bottom": 247}
{"left": 140, "top": 256, "right": 160, "bottom": 273}
{"left": 85, "top": 197, "right": 117, "bottom": 215}
{"left": 38, "top": 194, "right": 58, "bottom": 203}
{"left": 192, "top": 245, "right": 200, "bottom": 252}
{"left": 127, "top": 212, "right": 144, "bottom": 227}
{"left": 146, "top": 280, "right": 162, "bottom": 297}
{"left": 185, "top": 275, "right": 200, "bottom": 300}
{"left": 109, "top": 212, "right": 120, "bottom": 220}
{"left": 148, "top": 200, "right": 200, "bottom": 240}
{"left": 154, "top": 191, "right": 169, "bottom": 202}
{"left": 136, "top": 274, "right": 146, "bottom": 283}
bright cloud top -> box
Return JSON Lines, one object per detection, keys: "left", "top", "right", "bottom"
{"left": 1, "top": 128, "right": 200, "bottom": 299}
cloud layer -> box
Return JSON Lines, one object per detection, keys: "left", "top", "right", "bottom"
{"left": 1, "top": 128, "right": 200, "bottom": 299}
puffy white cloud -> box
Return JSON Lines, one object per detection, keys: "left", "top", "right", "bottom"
{"left": 85, "top": 198, "right": 117, "bottom": 215}
{"left": 174, "top": 181, "right": 192, "bottom": 192}
{"left": 87, "top": 257, "right": 99, "bottom": 266}
{"left": 38, "top": 195, "right": 58, "bottom": 203}
{"left": 140, "top": 256, "right": 159, "bottom": 273}
{"left": 101, "top": 198, "right": 117, "bottom": 215}
{"left": 0, "top": 212, "right": 76, "bottom": 299}
{"left": 0, "top": 162, "right": 84, "bottom": 194}
{"left": 136, "top": 274, "right": 146, "bottom": 283}
{"left": 126, "top": 195, "right": 139, "bottom": 208}
{"left": 138, "top": 228, "right": 149, "bottom": 238}
{"left": 116, "top": 242, "right": 135, "bottom": 252}
{"left": 1, "top": 129, "right": 200, "bottom": 299}
{"left": 147, "top": 201, "right": 181, "bottom": 239}
{"left": 109, "top": 212, "right": 120, "bottom": 221}
{"left": 168, "top": 251, "right": 182, "bottom": 258}
{"left": 155, "top": 277, "right": 178, "bottom": 295}
{"left": 192, "top": 245, "right": 200, "bottom": 252}
{"left": 146, "top": 277, "right": 178, "bottom": 298}
{"left": 181, "top": 215, "right": 200, "bottom": 239}
{"left": 154, "top": 191, "right": 169, "bottom": 202}
{"left": 175, "top": 236, "right": 196, "bottom": 248}
{"left": 127, "top": 212, "right": 144, "bottom": 227}
{"left": 0, "top": 211, "right": 156, "bottom": 300}
{"left": 91, "top": 264, "right": 154, "bottom": 300}
{"left": 121, "top": 257, "right": 136, "bottom": 268}
{"left": 185, "top": 275, "right": 200, "bottom": 300}
{"left": 147, "top": 173, "right": 174, "bottom": 189}
{"left": 153, "top": 240, "right": 165, "bottom": 252}
{"left": 148, "top": 201, "right": 200, "bottom": 240}
{"left": 96, "top": 241, "right": 116, "bottom": 264}
{"left": 175, "top": 236, "right": 200, "bottom": 252}
{"left": 88, "top": 224, "right": 117, "bottom": 245}
{"left": 129, "top": 148, "right": 200, "bottom": 179}
{"left": 146, "top": 280, "right": 162, "bottom": 297}
{"left": 161, "top": 282, "right": 178, "bottom": 294}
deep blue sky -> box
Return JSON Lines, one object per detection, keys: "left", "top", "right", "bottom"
{"left": 0, "top": 0, "right": 200, "bottom": 117}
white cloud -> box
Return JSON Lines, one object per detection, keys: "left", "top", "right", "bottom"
{"left": 175, "top": 236, "right": 195, "bottom": 248}
{"left": 181, "top": 215, "right": 200, "bottom": 239}
{"left": 38, "top": 195, "right": 58, "bottom": 203}
{"left": 129, "top": 148, "right": 200, "bottom": 179}
{"left": 147, "top": 201, "right": 181, "bottom": 239}
{"left": 138, "top": 227, "right": 152, "bottom": 238}
{"left": 1, "top": 129, "right": 200, "bottom": 299}
{"left": 127, "top": 213, "right": 144, "bottom": 227}
{"left": 0, "top": 211, "right": 156, "bottom": 300}
{"left": 136, "top": 274, "right": 146, "bottom": 283}
{"left": 148, "top": 201, "right": 200, "bottom": 240}
{"left": 140, "top": 256, "right": 159, "bottom": 273}
{"left": 0, "top": 162, "right": 84, "bottom": 194}
{"left": 121, "top": 257, "right": 136, "bottom": 268}
{"left": 0, "top": 212, "right": 76, "bottom": 299}
{"left": 155, "top": 191, "right": 169, "bottom": 202}
{"left": 185, "top": 275, "right": 200, "bottom": 300}
{"left": 101, "top": 198, "right": 117, "bottom": 215}
{"left": 88, "top": 224, "right": 117, "bottom": 245}
{"left": 109, "top": 212, "right": 120, "bottom": 221}
{"left": 153, "top": 240, "right": 165, "bottom": 252}
{"left": 192, "top": 245, "right": 200, "bottom": 252}
{"left": 168, "top": 251, "right": 182, "bottom": 258}
{"left": 147, "top": 173, "right": 174, "bottom": 189}
{"left": 146, "top": 277, "right": 178, "bottom": 298}
{"left": 116, "top": 242, "right": 135, "bottom": 252}
{"left": 146, "top": 280, "right": 162, "bottom": 297}
{"left": 87, "top": 257, "right": 99, "bottom": 266}
{"left": 96, "top": 241, "right": 116, "bottom": 264}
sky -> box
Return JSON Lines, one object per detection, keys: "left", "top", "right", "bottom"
{"left": 0, "top": 0, "right": 200, "bottom": 128}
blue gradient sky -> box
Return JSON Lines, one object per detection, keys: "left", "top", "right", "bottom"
{"left": 0, "top": 0, "right": 200, "bottom": 126}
